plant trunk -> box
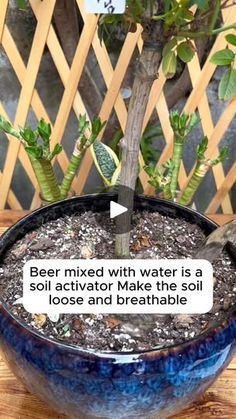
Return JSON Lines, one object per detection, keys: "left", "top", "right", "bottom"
{"left": 29, "top": 156, "right": 61, "bottom": 203}
{"left": 179, "top": 162, "right": 209, "bottom": 206}
{"left": 163, "top": 183, "right": 172, "bottom": 200}
{"left": 170, "top": 139, "right": 184, "bottom": 199}
{"left": 115, "top": 45, "right": 162, "bottom": 258}
{"left": 179, "top": 162, "right": 210, "bottom": 206}
{"left": 60, "top": 145, "right": 84, "bottom": 199}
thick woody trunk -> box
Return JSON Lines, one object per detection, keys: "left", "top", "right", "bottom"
{"left": 115, "top": 0, "right": 167, "bottom": 258}
{"left": 115, "top": 45, "right": 163, "bottom": 258}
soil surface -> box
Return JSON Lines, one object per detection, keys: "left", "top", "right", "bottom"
{"left": 0, "top": 210, "right": 235, "bottom": 352}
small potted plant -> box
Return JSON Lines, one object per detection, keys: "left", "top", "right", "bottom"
{"left": 0, "top": 2, "right": 236, "bottom": 419}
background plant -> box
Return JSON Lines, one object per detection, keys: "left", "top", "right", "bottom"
{"left": 179, "top": 136, "right": 229, "bottom": 206}
{"left": 92, "top": 110, "right": 228, "bottom": 204}
{"left": 98, "top": 0, "right": 236, "bottom": 258}
{"left": 211, "top": 33, "right": 236, "bottom": 101}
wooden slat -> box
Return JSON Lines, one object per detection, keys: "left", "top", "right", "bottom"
{"left": 0, "top": 0, "right": 57, "bottom": 210}
{"left": 0, "top": 171, "right": 22, "bottom": 211}
{"left": 0, "top": 0, "right": 8, "bottom": 41}
{"left": 206, "top": 162, "right": 236, "bottom": 213}
{"left": 184, "top": 8, "right": 236, "bottom": 115}
{"left": 1, "top": 25, "right": 56, "bottom": 209}
{"left": 185, "top": 47, "right": 232, "bottom": 213}
{"left": 180, "top": 97, "right": 236, "bottom": 213}
{"left": 29, "top": 0, "right": 93, "bottom": 207}
{"left": 49, "top": 12, "right": 98, "bottom": 162}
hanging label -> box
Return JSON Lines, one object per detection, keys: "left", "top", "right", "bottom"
{"left": 85, "top": 0, "right": 126, "bottom": 14}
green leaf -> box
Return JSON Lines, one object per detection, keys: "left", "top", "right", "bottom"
{"left": 49, "top": 143, "right": 63, "bottom": 160}
{"left": 111, "top": 163, "right": 121, "bottom": 186}
{"left": 210, "top": 48, "right": 235, "bottom": 66}
{"left": 0, "top": 116, "right": 20, "bottom": 139}
{"left": 163, "top": 38, "right": 177, "bottom": 57}
{"left": 219, "top": 68, "right": 236, "bottom": 101}
{"left": 144, "top": 165, "right": 155, "bottom": 177}
{"left": 20, "top": 126, "right": 37, "bottom": 145}
{"left": 225, "top": 34, "right": 236, "bottom": 47}
{"left": 91, "top": 117, "right": 106, "bottom": 139}
{"left": 109, "top": 129, "right": 123, "bottom": 156}
{"left": 37, "top": 119, "right": 52, "bottom": 145}
{"left": 197, "top": 136, "right": 208, "bottom": 160}
{"left": 210, "top": 147, "right": 229, "bottom": 165}
{"left": 78, "top": 114, "right": 90, "bottom": 137}
{"left": 25, "top": 145, "right": 43, "bottom": 159}
{"left": 187, "top": 113, "right": 199, "bottom": 134}
{"left": 141, "top": 124, "right": 162, "bottom": 165}
{"left": 190, "top": 0, "right": 209, "bottom": 11}
{"left": 162, "top": 51, "right": 177, "bottom": 79}
{"left": 178, "top": 8, "right": 194, "bottom": 23}
{"left": 177, "top": 41, "right": 195, "bottom": 63}
{"left": 91, "top": 140, "right": 119, "bottom": 186}
{"left": 16, "top": 0, "right": 27, "bottom": 10}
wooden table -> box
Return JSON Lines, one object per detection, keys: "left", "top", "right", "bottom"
{"left": 0, "top": 210, "right": 235, "bottom": 419}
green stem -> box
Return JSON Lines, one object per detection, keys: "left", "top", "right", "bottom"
{"left": 60, "top": 150, "right": 84, "bottom": 199}
{"left": 212, "top": 23, "right": 236, "bottom": 34}
{"left": 179, "top": 162, "right": 209, "bottom": 206}
{"left": 163, "top": 182, "right": 172, "bottom": 200}
{"left": 178, "top": 23, "right": 236, "bottom": 39}
{"left": 208, "top": 0, "right": 221, "bottom": 33}
{"left": 170, "top": 139, "right": 184, "bottom": 199}
{"left": 29, "top": 156, "right": 61, "bottom": 202}
{"left": 177, "top": 30, "right": 206, "bottom": 38}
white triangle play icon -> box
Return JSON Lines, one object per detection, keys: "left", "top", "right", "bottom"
{"left": 110, "top": 201, "right": 128, "bottom": 219}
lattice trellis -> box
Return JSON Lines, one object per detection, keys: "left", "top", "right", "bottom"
{"left": 0, "top": 0, "right": 236, "bottom": 212}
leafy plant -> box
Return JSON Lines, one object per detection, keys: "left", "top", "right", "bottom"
{"left": 109, "top": 124, "right": 162, "bottom": 165}
{"left": 211, "top": 34, "right": 236, "bottom": 101}
{"left": 92, "top": 108, "right": 226, "bottom": 208}
{"left": 144, "top": 112, "right": 228, "bottom": 206}
{"left": 0, "top": 115, "right": 104, "bottom": 203}
{"left": 179, "top": 137, "right": 228, "bottom": 206}
{"left": 140, "top": 124, "right": 162, "bottom": 165}
{"left": 91, "top": 122, "right": 162, "bottom": 188}
{"left": 97, "top": 0, "right": 236, "bottom": 257}
{"left": 91, "top": 140, "right": 120, "bottom": 187}
{"left": 169, "top": 111, "right": 199, "bottom": 198}
{"left": 145, "top": 159, "right": 175, "bottom": 200}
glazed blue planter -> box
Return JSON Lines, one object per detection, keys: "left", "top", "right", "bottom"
{"left": 0, "top": 194, "right": 235, "bottom": 419}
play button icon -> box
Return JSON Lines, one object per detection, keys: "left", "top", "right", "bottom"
{"left": 92, "top": 186, "right": 135, "bottom": 234}
{"left": 109, "top": 185, "right": 135, "bottom": 234}
{"left": 110, "top": 201, "right": 128, "bottom": 219}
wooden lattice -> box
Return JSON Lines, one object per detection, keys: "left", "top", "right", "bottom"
{"left": 0, "top": 0, "right": 236, "bottom": 212}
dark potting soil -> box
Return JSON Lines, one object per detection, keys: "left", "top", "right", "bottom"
{"left": 0, "top": 210, "right": 235, "bottom": 353}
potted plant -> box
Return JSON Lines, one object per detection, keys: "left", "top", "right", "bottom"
{"left": 0, "top": 2, "right": 236, "bottom": 419}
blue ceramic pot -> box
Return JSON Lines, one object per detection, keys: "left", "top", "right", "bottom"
{"left": 0, "top": 194, "right": 235, "bottom": 419}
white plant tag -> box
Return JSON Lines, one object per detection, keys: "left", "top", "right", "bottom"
{"left": 85, "top": 0, "right": 126, "bottom": 14}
